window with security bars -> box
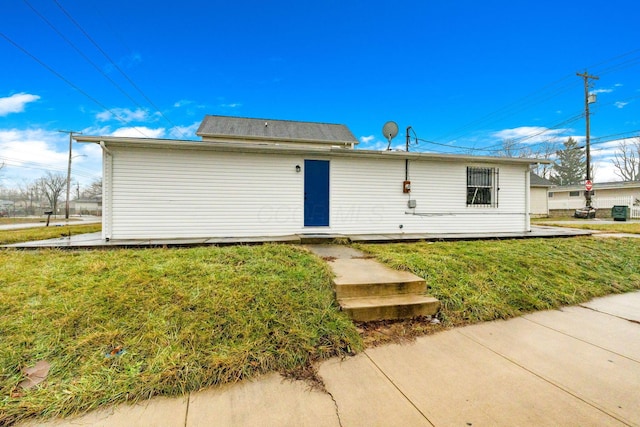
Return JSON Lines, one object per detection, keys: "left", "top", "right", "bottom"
{"left": 467, "top": 167, "right": 499, "bottom": 207}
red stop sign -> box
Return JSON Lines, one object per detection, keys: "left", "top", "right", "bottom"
{"left": 585, "top": 180, "right": 593, "bottom": 191}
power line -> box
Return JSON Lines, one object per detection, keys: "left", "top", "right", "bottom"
{"left": 52, "top": 0, "right": 188, "bottom": 139}
{"left": 433, "top": 48, "right": 640, "bottom": 146}
{"left": 434, "top": 74, "right": 580, "bottom": 143}
{"left": 22, "top": 0, "right": 153, "bottom": 117}
{"left": 0, "top": 32, "right": 151, "bottom": 138}
{"left": 0, "top": 155, "right": 100, "bottom": 179}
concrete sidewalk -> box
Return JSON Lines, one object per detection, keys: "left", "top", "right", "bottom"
{"left": 0, "top": 216, "right": 101, "bottom": 231}
{"left": 22, "top": 291, "right": 640, "bottom": 427}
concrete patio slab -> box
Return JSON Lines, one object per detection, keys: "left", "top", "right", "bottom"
{"left": 4, "top": 226, "right": 593, "bottom": 249}
{"left": 580, "top": 291, "right": 640, "bottom": 323}
{"left": 186, "top": 372, "right": 338, "bottom": 427}
{"left": 459, "top": 316, "right": 640, "bottom": 425}
{"left": 523, "top": 305, "right": 640, "bottom": 361}
{"left": 20, "top": 395, "right": 188, "bottom": 427}
{"left": 365, "top": 330, "right": 621, "bottom": 426}
{"left": 318, "top": 354, "right": 431, "bottom": 427}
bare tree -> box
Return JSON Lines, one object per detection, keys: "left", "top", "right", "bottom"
{"left": 81, "top": 178, "right": 102, "bottom": 199}
{"left": 612, "top": 137, "right": 640, "bottom": 181}
{"left": 38, "top": 172, "right": 67, "bottom": 214}
{"left": 499, "top": 139, "right": 557, "bottom": 179}
{"left": 498, "top": 139, "right": 519, "bottom": 157}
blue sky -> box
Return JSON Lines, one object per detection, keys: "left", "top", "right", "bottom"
{"left": 1, "top": 0, "right": 639, "bottom": 189}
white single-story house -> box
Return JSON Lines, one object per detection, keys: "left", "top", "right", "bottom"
{"left": 69, "top": 197, "right": 102, "bottom": 216}
{"left": 76, "top": 115, "right": 547, "bottom": 241}
{"left": 529, "top": 174, "right": 553, "bottom": 217}
{"left": 549, "top": 181, "right": 640, "bottom": 215}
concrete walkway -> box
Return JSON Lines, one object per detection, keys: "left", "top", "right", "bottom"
{"left": 4, "top": 225, "right": 593, "bottom": 249}
{"left": 22, "top": 291, "right": 640, "bottom": 427}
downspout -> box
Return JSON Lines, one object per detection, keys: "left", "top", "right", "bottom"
{"left": 100, "top": 140, "right": 112, "bottom": 155}
{"left": 99, "top": 141, "right": 113, "bottom": 241}
{"left": 525, "top": 169, "right": 531, "bottom": 232}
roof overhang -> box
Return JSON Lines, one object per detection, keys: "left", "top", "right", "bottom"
{"left": 75, "top": 136, "right": 551, "bottom": 165}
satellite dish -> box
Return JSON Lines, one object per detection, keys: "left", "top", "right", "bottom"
{"left": 382, "top": 121, "right": 398, "bottom": 150}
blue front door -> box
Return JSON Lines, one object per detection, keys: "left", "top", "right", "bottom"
{"left": 304, "top": 160, "right": 330, "bottom": 227}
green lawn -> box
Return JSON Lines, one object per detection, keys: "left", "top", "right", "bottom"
{"left": 537, "top": 221, "right": 640, "bottom": 234}
{"left": 356, "top": 237, "right": 640, "bottom": 325}
{"left": 0, "top": 223, "right": 102, "bottom": 245}
{"left": 0, "top": 245, "right": 361, "bottom": 426}
{"left": 3, "top": 235, "right": 640, "bottom": 425}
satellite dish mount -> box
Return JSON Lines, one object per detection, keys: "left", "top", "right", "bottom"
{"left": 382, "top": 121, "right": 399, "bottom": 151}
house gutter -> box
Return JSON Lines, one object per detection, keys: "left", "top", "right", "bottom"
{"left": 76, "top": 136, "right": 552, "bottom": 166}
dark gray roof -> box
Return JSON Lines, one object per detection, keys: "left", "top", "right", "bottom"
{"left": 530, "top": 173, "right": 553, "bottom": 187}
{"left": 196, "top": 115, "right": 358, "bottom": 145}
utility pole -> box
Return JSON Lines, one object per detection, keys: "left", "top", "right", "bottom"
{"left": 577, "top": 71, "right": 598, "bottom": 208}
{"left": 58, "top": 130, "right": 82, "bottom": 219}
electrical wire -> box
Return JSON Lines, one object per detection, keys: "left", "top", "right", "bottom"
{"left": 0, "top": 155, "right": 100, "bottom": 179}
{"left": 22, "top": 0, "right": 155, "bottom": 121}
{"left": 433, "top": 48, "right": 640, "bottom": 148}
{"left": 52, "top": 0, "right": 188, "bottom": 139}
{"left": 0, "top": 32, "right": 150, "bottom": 138}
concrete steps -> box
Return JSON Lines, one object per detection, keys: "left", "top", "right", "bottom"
{"left": 340, "top": 294, "right": 441, "bottom": 322}
{"left": 304, "top": 244, "right": 440, "bottom": 322}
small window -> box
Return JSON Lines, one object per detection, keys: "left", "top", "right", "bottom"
{"left": 467, "top": 167, "right": 498, "bottom": 207}
{"left": 569, "top": 191, "right": 580, "bottom": 197}
{"left": 548, "top": 192, "right": 554, "bottom": 198}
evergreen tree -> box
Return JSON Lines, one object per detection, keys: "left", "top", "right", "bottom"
{"left": 551, "top": 137, "right": 586, "bottom": 185}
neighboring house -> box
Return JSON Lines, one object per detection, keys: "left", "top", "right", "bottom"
{"left": 70, "top": 197, "right": 102, "bottom": 216}
{"left": 76, "top": 115, "right": 546, "bottom": 241}
{"left": 0, "top": 199, "right": 13, "bottom": 217}
{"left": 529, "top": 174, "right": 553, "bottom": 217}
{"left": 549, "top": 181, "right": 640, "bottom": 215}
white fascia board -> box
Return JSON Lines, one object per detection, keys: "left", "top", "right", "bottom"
{"left": 75, "top": 135, "right": 550, "bottom": 166}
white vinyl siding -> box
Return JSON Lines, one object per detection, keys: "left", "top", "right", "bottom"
{"left": 530, "top": 187, "right": 549, "bottom": 216}
{"left": 104, "top": 146, "right": 531, "bottom": 239}
{"left": 109, "top": 147, "right": 304, "bottom": 239}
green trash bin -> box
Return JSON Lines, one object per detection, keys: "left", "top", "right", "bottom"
{"left": 611, "top": 205, "right": 629, "bottom": 221}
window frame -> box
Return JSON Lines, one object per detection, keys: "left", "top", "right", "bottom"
{"left": 466, "top": 167, "right": 499, "bottom": 207}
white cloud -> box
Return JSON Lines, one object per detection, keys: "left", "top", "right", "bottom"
{"left": 591, "top": 88, "right": 613, "bottom": 94}
{"left": 110, "top": 127, "right": 165, "bottom": 138}
{"left": 492, "top": 126, "right": 569, "bottom": 144}
{"left": 173, "top": 99, "right": 193, "bottom": 108}
{"left": 359, "top": 135, "right": 375, "bottom": 143}
{"left": 219, "top": 103, "right": 242, "bottom": 108}
{"left": 0, "top": 128, "right": 101, "bottom": 188}
{"left": 615, "top": 101, "right": 629, "bottom": 109}
{"left": 96, "top": 108, "right": 151, "bottom": 123}
{"left": 0, "top": 93, "right": 40, "bottom": 116}
{"left": 168, "top": 121, "right": 200, "bottom": 139}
